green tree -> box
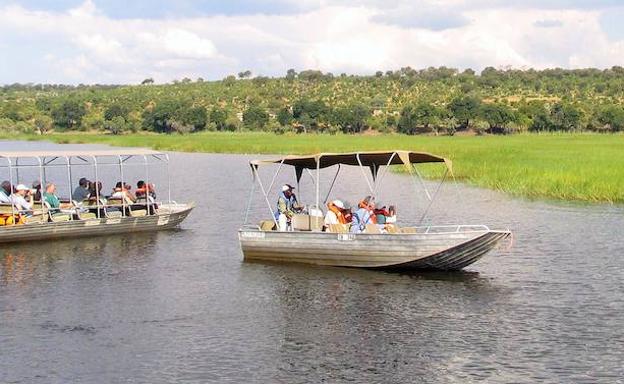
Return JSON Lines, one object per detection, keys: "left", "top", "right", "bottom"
{"left": 413, "top": 102, "right": 440, "bottom": 132}
{"left": 51, "top": 99, "right": 86, "bottom": 129}
{"left": 209, "top": 108, "right": 228, "bottom": 131}
{"left": 333, "top": 103, "right": 370, "bottom": 133}
{"left": 597, "top": 105, "right": 624, "bottom": 132}
{"left": 448, "top": 96, "right": 480, "bottom": 129}
{"left": 277, "top": 107, "right": 293, "bottom": 126}
{"left": 243, "top": 105, "right": 269, "bottom": 130}
{"left": 104, "top": 116, "right": 128, "bottom": 135}
{"left": 104, "top": 102, "right": 130, "bottom": 121}
{"left": 479, "top": 103, "right": 515, "bottom": 131}
{"left": 551, "top": 103, "right": 582, "bottom": 131}
{"left": 397, "top": 105, "right": 417, "bottom": 134}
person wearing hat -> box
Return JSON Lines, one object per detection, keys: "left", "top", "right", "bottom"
{"left": 276, "top": 184, "right": 302, "bottom": 231}
{"left": 324, "top": 199, "right": 348, "bottom": 226}
{"left": 73, "top": 177, "right": 91, "bottom": 202}
{"left": 11, "top": 184, "right": 33, "bottom": 213}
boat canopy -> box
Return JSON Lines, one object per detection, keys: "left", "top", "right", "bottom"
{"left": 0, "top": 149, "right": 163, "bottom": 160}
{"left": 250, "top": 150, "right": 451, "bottom": 173}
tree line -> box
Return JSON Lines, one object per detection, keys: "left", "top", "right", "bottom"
{"left": 1, "top": 66, "right": 624, "bottom": 135}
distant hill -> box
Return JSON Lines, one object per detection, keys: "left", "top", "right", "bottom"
{"left": 1, "top": 66, "right": 624, "bottom": 135}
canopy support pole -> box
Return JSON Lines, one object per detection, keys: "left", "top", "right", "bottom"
{"left": 165, "top": 154, "right": 172, "bottom": 209}
{"left": 323, "top": 164, "right": 341, "bottom": 205}
{"left": 118, "top": 155, "right": 126, "bottom": 217}
{"left": 356, "top": 153, "right": 374, "bottom": 195}
{"left": 412, "top": 164, "right": 432, "bottom": 201}
{"left": 7, "top": 158, "right": 15, "bottom": 222}
{"left": 144, "top": 155, "right": 152, "bottom": 216}
{"left": 66, "top": 156, "right": 74, "bottom": 220}
{"left": 253, "top": 166, "right": 278, "bottom": 226}
{"left": 315, "top": 158, "right": 320, "bottom": 210}
{"left": 37, "top": 157, "right": 44, "bottom": 223}
{"left": 92, "top": 156, "right": 101, "bottom": 219}
{"left": 267, "top": 159, "right": 285, "bottom": 195}
{"left": 418, "top": 169, "right": 448, "bottom": 225}
{"left": 372, "top": 152, "right": 396, "bottom": 198}
{"left": 243, "top": 174, "right": 256, "bottom": 225}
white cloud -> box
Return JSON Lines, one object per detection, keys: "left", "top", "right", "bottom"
{"left": 0, "top": 1, "right": 623, "bottom": 84}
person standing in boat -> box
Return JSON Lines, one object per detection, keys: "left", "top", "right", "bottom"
{"left": 276, "top": 184, "right": 302, "bottom": 231}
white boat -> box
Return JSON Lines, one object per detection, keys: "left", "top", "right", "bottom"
{"left": 239, "top": 150, "right": 511, "bottom": 271}
{"left": 0, "top": 149, "right": 193, "bottom": 243}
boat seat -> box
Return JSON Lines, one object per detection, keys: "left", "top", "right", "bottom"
{"left": 292, "top": 214, "right": 323, "bottom": 231}
{"left": 365, "top": 224, "right": 381, "bottom": 234}
{"left": 259, "top": 220, "right": 276, "bottom": 231}
{"left": 78, "top": 212, "right": 97, "bottom": 220}
{"left": 106, "top": 210, "right": 123, "bottom": 219}
{"left": 0, "top": 204, "right": 16, "bottom": 214}
{"left": 327, "top": 223, "right": 349, "bottom": 233}
{"left": 385, "top": 224, "right": 399, "bottom": 234}
{"left": 50, "top": 213, "right": 71, "bottom": 222}
{"left": 130, "top": 209, "right": 147, "bottom": 217}
{"left": 24, "top": 214, "right": 45, "bottom": 224}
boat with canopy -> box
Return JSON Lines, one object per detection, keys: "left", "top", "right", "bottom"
{"left": 0, "top": 149, "right": 193, "bottom": 243}
{"left": 239, "top": 150, "right": 511, "bottom": 270}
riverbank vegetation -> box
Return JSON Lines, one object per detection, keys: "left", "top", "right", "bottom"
{"left": 6, "top": 132, "right": 623, "bottom": 204}
{"left": 2, "top": 67, "right": 624, "bottom": 135}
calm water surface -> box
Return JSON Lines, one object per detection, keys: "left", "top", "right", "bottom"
{"left": 0, "top": 141, "right": 623, "bottom": 383}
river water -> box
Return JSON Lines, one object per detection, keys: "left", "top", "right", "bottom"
{"left": 0, "top": 141, "right": 623, "bottom": 383}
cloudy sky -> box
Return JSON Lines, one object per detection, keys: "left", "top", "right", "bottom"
{"left": 1, "top": 0, "right": 623, "bottom": 84}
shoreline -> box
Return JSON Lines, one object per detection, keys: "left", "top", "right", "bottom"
{"left": 2, "top": 132, "right": 623, "bottom": 204}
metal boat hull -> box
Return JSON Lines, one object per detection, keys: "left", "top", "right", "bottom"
{"left": 239, "top": 228, "right": 510, "bottom": 271}
{"left": 0, "top": 204, "right": 194, "bottom": 244}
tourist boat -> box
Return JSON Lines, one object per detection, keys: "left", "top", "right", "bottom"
{"left": 238, "top": 151, "right": 511, "bottom": 270}
{"left": 0, "top": 149, "right": 193, "bottom": 243}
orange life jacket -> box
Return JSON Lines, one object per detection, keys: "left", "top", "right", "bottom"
{"left": 327, "top": 202, "right": 348, "bottom": 224}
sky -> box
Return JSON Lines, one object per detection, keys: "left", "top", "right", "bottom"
{"left": 1, "top": 0, "right": 624, "bottom": 85}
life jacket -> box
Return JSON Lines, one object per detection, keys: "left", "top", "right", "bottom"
{"left": 351, "top": 207, "right": 372, "bottom": 232}
{"left": 275, "top": 191, "right": 297, "bottom": 219}
{"left": 327, "top": 202, "right": 348, "bottom": 224}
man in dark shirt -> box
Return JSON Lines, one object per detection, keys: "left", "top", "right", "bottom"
{"left": 72, "top": 177, "right": 91, "bottom": 202}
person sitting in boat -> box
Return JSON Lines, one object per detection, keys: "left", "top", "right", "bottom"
{"left": 11, "top": 184, "right": 34, "bottom": 215}
{"left": 32, "top": 181, "right": 42, "bottom": 201}
{"left": 43, "top": 183, "right": 72, "bottom": 212}
{"left": 73, "top": 177, "right": 91, "bottom": 202}
{"left": 135, "top": 180, "right": 156, "bottom": 200}
{"left": 350, "top": 196, "right": 376, "bottom": 233}
{"left": 0, "top": 181, "right": 12, "bottom": 204}
{"left": 276, "top": 184, "right": 302, "bottom": 231}
{"left": 324, "top": 199, "right": 348, "bottom": 226}
{"left": 111, "top": 182, "right": 137, "bottom": 204}
{"left": 88, "top": 181, "right": 104, "bottom": 200}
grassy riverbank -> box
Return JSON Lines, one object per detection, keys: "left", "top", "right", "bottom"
{"left": 4, "top": 132, "right": 623, "bottom": 204}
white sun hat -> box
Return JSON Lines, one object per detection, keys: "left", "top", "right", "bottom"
{"left": 332, "top": 199, "right": 345, "bottom": 209}
{"left": 15, "top": 184, "right": 28, "bottom": 191}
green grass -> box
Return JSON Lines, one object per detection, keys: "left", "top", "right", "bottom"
{"left": 3, "top": 132, "right": 623, "bottom": 204}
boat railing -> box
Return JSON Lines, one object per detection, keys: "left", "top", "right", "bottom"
{"left": 416, "top": 224, "right": 490, "bottom": 234}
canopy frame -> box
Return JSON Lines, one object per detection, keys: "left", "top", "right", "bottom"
{"left": 0, "top": 150, "right": 172, "bottom": 225}
{"left": 245, "top": 150, "right": 452, "bottom": 226}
